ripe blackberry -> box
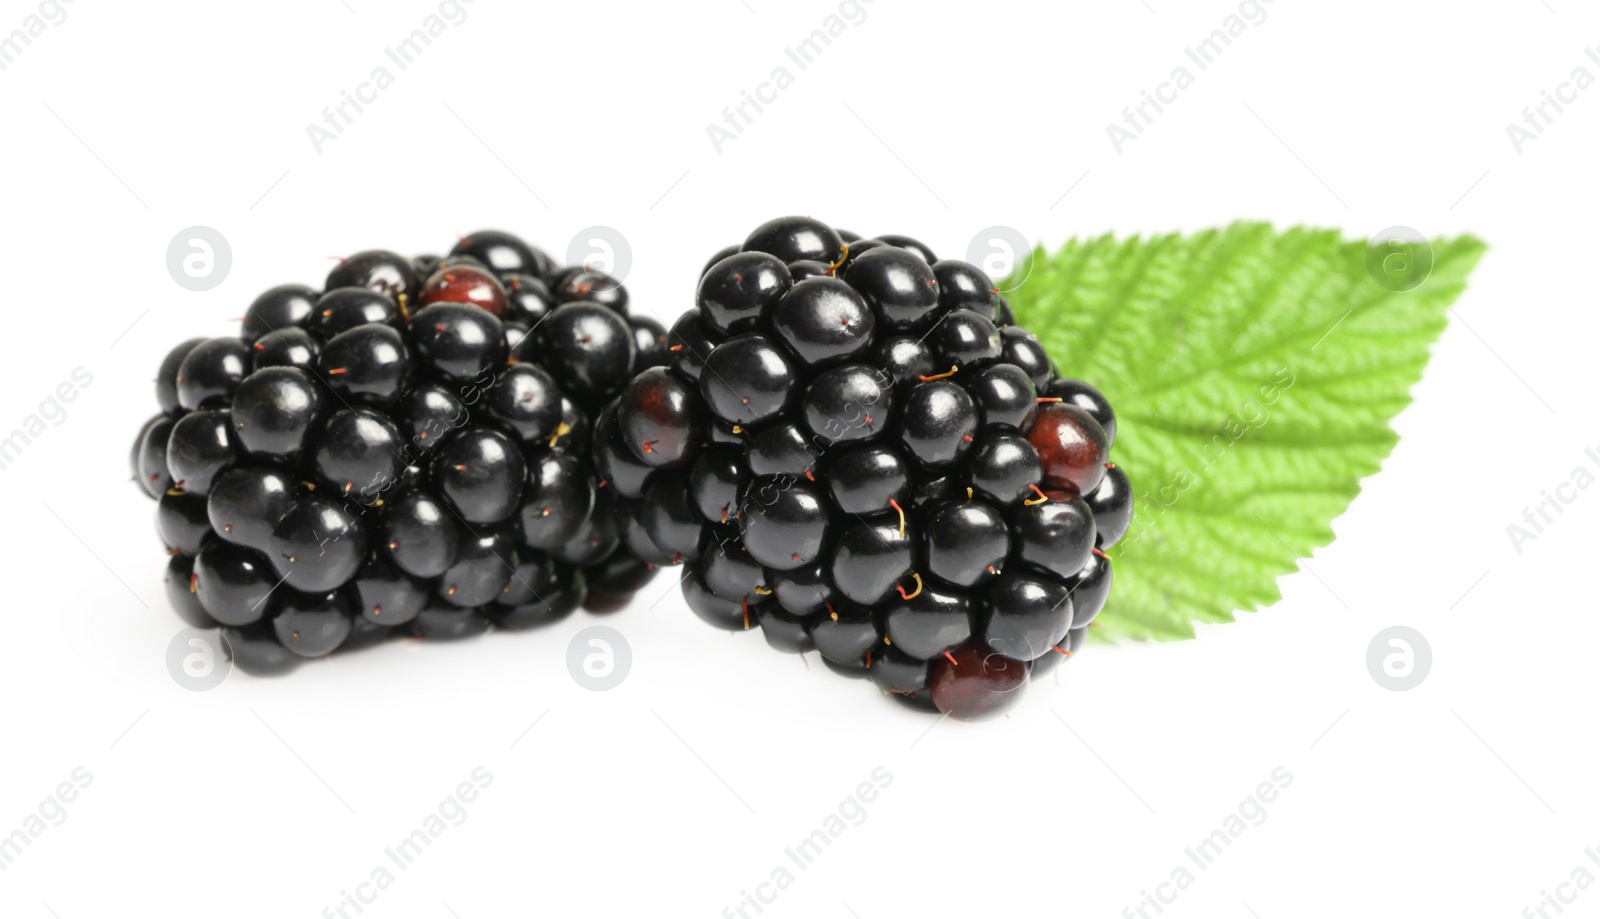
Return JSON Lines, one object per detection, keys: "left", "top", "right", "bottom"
{"left": 609, "top": 218, "right": 1128, "bottom": 718}
{"left": 131, "top": 230, "right": 655, "bottom": 674}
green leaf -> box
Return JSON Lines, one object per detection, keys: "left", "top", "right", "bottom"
{"left": 1003, "top": 223, "right": 1486, "bottom": 642}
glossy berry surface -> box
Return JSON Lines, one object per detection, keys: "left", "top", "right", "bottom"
{"left": 843, "top": 246, "right": 939, "bottom": 331}
{"left": 871, "top": 336, "right": 936, "bottom": 393}
{"left": 932, "top": 260, "right": 998, "bottom": 317}
{"left": 408, "top": 303, "right": 506, "bottom": 382}
{"left": 450, "top": 230, "right": 553, "bottom": 278}
{"left": 743, "top": 215, "right": 846, "bottom": 266}
{"left": 433, "top": 427, "right": 525, "bottom": 524}
{"left": 968, "top": 363, "right": 1037, "bottom": 430}
{"left": 273, "top": 588, "right": 354, "bottom": 657}
{"left": 418, "top": 264, "right": 509, "bottom": 318}
{"left": 318, "top": 324, "right": 411, "bottom": 405}
{"left": 785, "top": 260, "right": 832, "bottom": 282}
{"left": 314, "top": 409, "right": 405, "bottom": 499}
{"left": 629, "top": 316, "right": 670, "bottom": 370}
{"left": 131, "top": 229, "right": 656, "bottom": 670}
{"left": 193, "top": 540, "right": 277, "bottom": 627}
{"left": 157, "top": 338, "right": 205, "bottom": 412}
{"left": 666, "top": 310, "right": 717, "bottom": 381}
{"left": 829, "top": 519, "right": 913, "bottom": 606}
{"left": 269, "top": 495, "right": 367, "bottom": 592}
{"left": 930, "top": 309, "right": 1002, "bottom": 368}
{"left": 1000, "top": 326, "right": 1052, "bottom": 388}
{"left": 700, "top": 333, "right": 795, "bottom": 425}
{"left": 982, "top": 571, "right": 1073, "bottom": 661}
{"left": 1086, "top": 463, "right": 1133, "bottom": 548}
{"left": 382, "top": 490, "right": 459, "bottom": 579}
{"left": 928, "top": 639, "right": 1029, "bottom": 720}
{"left": 326, "top": 250, "right": 415, "bottom": 303}
{"left": 968, "top": 432, "right": 1043, "bottom": 505}
{"left": 810, "top": 602, "right": 880, "bottom": 664}
{"left": 1068, "top": 550, "right": 1113, "bottom": 628}
{"left": 876, "top": 234, "right": 937, "bottom": 264}
{"left": 527, "top": 303, "right": 634, "bottom": 406}
{"left": 163, "top": 554, "right": 216, "bottom": 629}
{"left": 689, "top": 449, "right": 746, "bottom": 524}
{"left": 134, "top": 415, "right": 177, "bottom": 498}
{"left": 157, "top": 490, "right": 212, "bottom": 556}
{"left": 884, "top": 587, "right": 972, "bottom": 661}
{"left": 600, "top": 218, "right": 1127, "bottom": 716}
{"left": 1010, "top": 490, "right": 1096, "bottom": 576}
{"left": 484, "top": 363, "right": 562, "bottom": 443}
{"left": 769, "top": 277, "right": 875, "bottom": 365}
{"left": 640, "top": 473, "right": 702, "bottom": 558}
{"left": 250, "top": 328, "right": 319, "bottom": 373}
{"left": 176, "top": 338, "right": 250, "bottom": 410}
{"left": 353, "top": 555, "right": 428, "bottom": 626}
{"left": 594, "top": 407, "right": 656, "bottom": 500}
{"left": 555, "top": 268, "right": 629, "bottom": 315}
{"left": 1044, "top": 377, "right": 1117, "bottom": 447}
{"left": 898, "top": 381, "right": 977, "bottom": 469}
{"left": 241, "top": 286, "right": 317, "bottom": 343}
{"left": 617, "top": 367, "right": 704, "bottom": 468}
{"left": 167, "top": 410, "right": 238, "bottom": 496}
{"left": 519, "top": 454, "right": 597, "bottom": 551}
{"left": 802, "top": 363, "right": 893, "bottom": 444}
{"left": 825, "top": 444, "right": 910, "bottom": 515}
{"left": 309, "top": 287, "right": 397, "bottom": 339}
{"left": 502, "top": 273, "right": 556, "bottom": 328}
{"left": 921, "top": 499, "right": 1009, "bottom": 588}
{"left": 868, "top": 648, "right": 931, "bottom": 696}
{"left": 740, "top": 479, "right": 828, "bottom": 570}
{"left": 207, "top": 466, "right": 294, "bottom": 552}
{"left": 1026, "top": 402, "right": 1110, "bottom": 496}
{"left": 231, "top": 367, "right": 322, "bottom": 462}
{"left": 745, "top": 424, "right": 819, "bottom": 478}
{"left": 437, "top": 527, "right": 516, "bottom": 607}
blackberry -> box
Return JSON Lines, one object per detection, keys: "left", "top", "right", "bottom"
{"left": 450, "top": 230, "right": 554, "bottom": 278}
{"left": 609, "top": 217, "right": 1128, "bottom": 719}
{"left": 517, "top": 303, "right": 635, "bottom": 409}
{"left": 419, "top": 263, "right": 510, "bottom": 318}
{"left": 309, "top": 288, "right": 398, "bottom": 339}
{"left": 131, "top": 230, "right": 655, "bottom": 674}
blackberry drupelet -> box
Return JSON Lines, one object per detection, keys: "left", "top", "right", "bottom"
{"left": 132, "top": 230, "right": 664, "bottom": 674}
{"left": 609, "top": 217, "right": 1130, "bottom": 719}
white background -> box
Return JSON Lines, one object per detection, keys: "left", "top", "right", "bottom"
{"left": 0, "top": 1, "right": 1593, "bottom": 917}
